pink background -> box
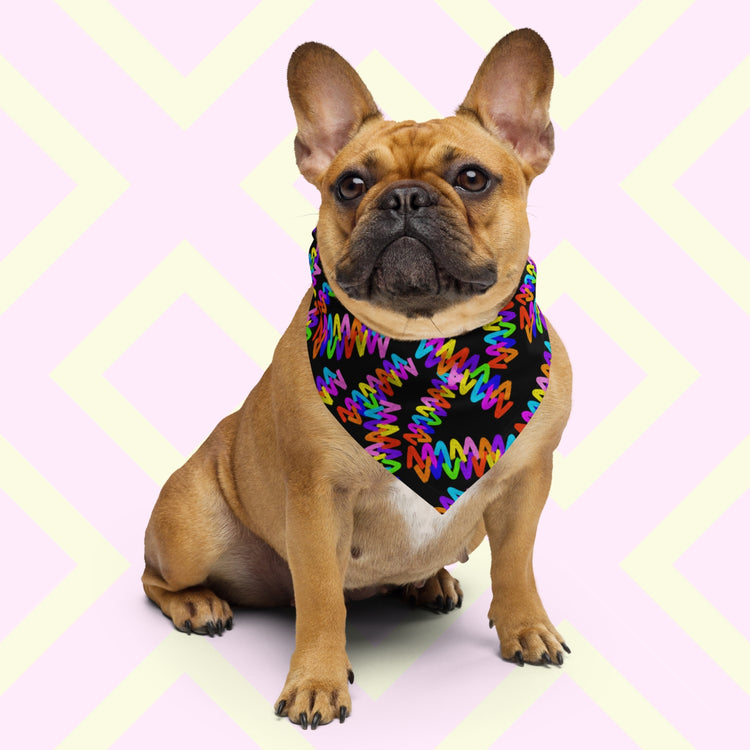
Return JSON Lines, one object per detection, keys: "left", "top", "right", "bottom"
{"left": 1, "top": 1, "right": 749, "bottom": 747}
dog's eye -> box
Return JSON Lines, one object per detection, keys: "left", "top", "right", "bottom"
{"left": 336, "top": 174, "right": 367, "bottom": 201}
{"left": 454, "top": 167, "right": 490, "bottom": 193}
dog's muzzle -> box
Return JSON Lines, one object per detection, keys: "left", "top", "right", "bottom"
{"left": 336, "top": 181, "right": 497, "bottom": 312}
{"left": 373, "top": 236, "right": 439, "bottom": 295}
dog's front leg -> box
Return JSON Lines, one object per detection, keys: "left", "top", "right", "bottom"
{"left": 484, "top": 458, "right": 569, "bottom": 666}
{"left": 275, "top": 480, "right": 353, "bottom": 729}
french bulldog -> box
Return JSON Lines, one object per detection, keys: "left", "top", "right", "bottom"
{"left": 142, "top": 28, "right": 572, "bottom": 730}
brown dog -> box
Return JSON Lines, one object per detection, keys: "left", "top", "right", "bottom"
{"left": 142, "top": 28, "right": 572, "bottom": 730}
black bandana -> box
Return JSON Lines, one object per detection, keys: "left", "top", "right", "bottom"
{"left": 306, "top": 231, "right": 550, "bottom": 513}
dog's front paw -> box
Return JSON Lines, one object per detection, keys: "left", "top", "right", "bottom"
{"left": 402, "top": 567, "right": 463, "bottom": 613}
{"left": 488, "top": 602, "right": 570, "bottom": 666}
{"left": 275, "top": 655, "right": 353, "bottom": 729}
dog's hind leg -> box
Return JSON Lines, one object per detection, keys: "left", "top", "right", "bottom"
{"left": 141, "top": 452, "right": 239, "bottom": 635}
{"left": 142, "top": 413, "right": 294, "bottom": 634}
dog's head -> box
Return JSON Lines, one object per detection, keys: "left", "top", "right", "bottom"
{"left": 288, "top": 29, "right": 554, "bottom": 339}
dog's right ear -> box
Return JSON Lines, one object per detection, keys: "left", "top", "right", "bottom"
{"left": 288, "top": 43, "right": 381, "bottom": 185}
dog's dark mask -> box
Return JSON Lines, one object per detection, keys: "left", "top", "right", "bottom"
{"left": 333, "top": 179, "right": 498, "bottom": 318}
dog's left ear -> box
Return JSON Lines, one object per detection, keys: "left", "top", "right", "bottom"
{"left": 459, "top": 29, "right": 554, "bottom": 179}
{"left": 288, "top": 43, "right": 381, "bottom": 185}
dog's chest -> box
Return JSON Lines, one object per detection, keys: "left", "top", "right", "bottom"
{"left": 343, "top": 476, "right": 484, "bottom": 589}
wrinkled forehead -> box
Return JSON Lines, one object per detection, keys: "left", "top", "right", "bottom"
{"left": 330, "top": 117, "right": 522, "bottom": 181}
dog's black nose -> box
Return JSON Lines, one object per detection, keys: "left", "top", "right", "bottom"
{"left": 378, "top": 181, "right": 436, "bottom": 213}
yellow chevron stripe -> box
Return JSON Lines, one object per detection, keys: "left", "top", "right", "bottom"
{"left": 57, "top": 0, "right": 315, "bottom": 129}
{"left": 0, "top": 436, "right": 128, "bottom": 695}
{"left": 541, "top": 242, "right": 698, "bottom": 508}
{"left": 0, "top": 56, "right": 128, "bottom": 314}
{"left": 622, "top": 54, "right": 750, "bottom": 315}
{"left": 433, "top": 0, "right": 514, "bottom": 53}
{"left": 57, "top": 631, "right": 314, "bottom": 749}
{"left": 434, "top": 0, "right": 694, "bottom": 127}
{"left": 438, "top": 622, "right": 693, "bottom": 749}
{"left": 623, "top": 435, "right": 750, "bottom": 695}
{"left": 438, "top": 655, "right": 562, "bottom": 749}
{"left": 52, "top": 242, "right": 279, "bottom": 485}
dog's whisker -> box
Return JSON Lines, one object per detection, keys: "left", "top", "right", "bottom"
{"left": 427, "top": 316, "right": 444, "bottom": 337}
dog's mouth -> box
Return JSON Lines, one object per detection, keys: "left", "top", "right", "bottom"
{"left": 337, "top": 235, "right": 497, "bottom": 318}
{"left": 371, "top": 237, "right": 440, "bottom": 296}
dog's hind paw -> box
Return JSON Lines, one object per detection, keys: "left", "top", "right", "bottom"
{"left": 162, "top": 586, "right": 234, "bottom": 637}
{"left": 402, "top": 567, "right": 463, "bottom": 613}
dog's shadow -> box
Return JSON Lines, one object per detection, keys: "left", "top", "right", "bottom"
{"left": 231, "top": 591, "right": 478, "bottom": 673}
{"left": 230, "top": 592, "right": 455, "bottom": 640}
{"left": 144, "top": 588, "right": 490, "bottom": 697}
{"left": 346, "top": 594, "right": 448, "bottom": 647}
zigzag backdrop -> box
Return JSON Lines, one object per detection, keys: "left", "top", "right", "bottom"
{"left": 1, "top": 1, "right": 748, "bottom": 747}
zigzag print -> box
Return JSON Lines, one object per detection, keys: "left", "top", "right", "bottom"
{"left": 306, "top": 231, "right": 551, "bottom": 511}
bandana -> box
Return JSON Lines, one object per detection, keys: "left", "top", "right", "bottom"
{"left": 305, "top": 230, "right": 550, "bottom": 513}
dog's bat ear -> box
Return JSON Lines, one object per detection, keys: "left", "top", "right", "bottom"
{"left": 458, "top": 29, "right": 554, "bottom": 179}
{"left": 288, "top": 43, "right": 381, "bottom": 185}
